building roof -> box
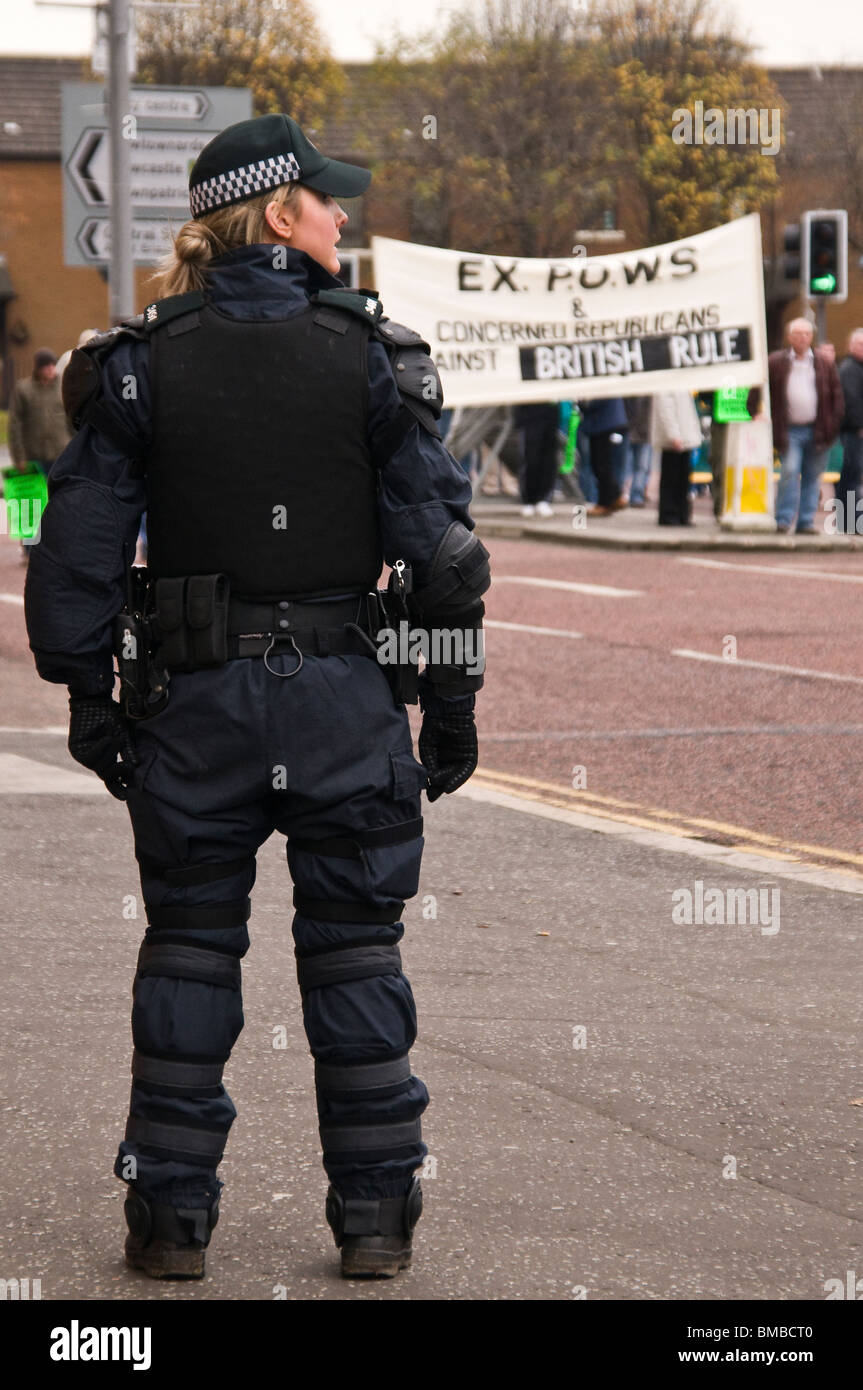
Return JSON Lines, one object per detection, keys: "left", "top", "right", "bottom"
{"left": 770, "top": 66, "right": 861, "bottom": 164}
{"left": 0, "top": 55, "right": 859, "bottom": 167}
{"left": 0, "top": 56, "right": 88, "bottom": 158}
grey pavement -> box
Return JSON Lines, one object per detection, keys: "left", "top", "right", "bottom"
{"left": 1, "top": 732, "right": 860, "bottom": 1301}
{"left": 471, "top": 493, "right": 863, "bottom": 551}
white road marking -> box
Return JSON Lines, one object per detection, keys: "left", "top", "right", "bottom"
{"left": 673, "top": 649, "right": 863, "bottom": 686}
{"left": 0, "top": 726, "right": 67, "bottom": 735}
{"left": 494, "top": 575, "right": 643, "bottom": 598}
{"left": 679, "top": 557, "right": 863, "bottom": 584}
{"left": 481, "top": 723, "right": 863, "bottom": 742}
{"left": 0, "top": 592, "right": 25, "bottom": 605}
{"left": 458, "top": 782, "right": 863, "bottom": 897}
{"left": 0, "top": 753, "right": 104, "bottom": 794}
{"left": 485, "top": 620, "right": 583, "bottom": 640}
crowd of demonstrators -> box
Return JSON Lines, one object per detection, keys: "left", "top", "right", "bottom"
{"left": 9, "top": 312, "right": 857, "bottom": 559}
{"left": 837, "top": 329, "right": 863, "bottom": 532}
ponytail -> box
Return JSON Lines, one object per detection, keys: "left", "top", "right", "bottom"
{"left": 149, "top": 181, "right": 303, "bottom": 297}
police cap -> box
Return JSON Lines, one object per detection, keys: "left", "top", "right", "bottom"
{"left": 188, "top": 114, "right": 371, "bottom": 219}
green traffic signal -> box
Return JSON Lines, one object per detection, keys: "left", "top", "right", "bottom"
{"left": 811, "top": 272, "right": 837, "bottom": 294}
{"left": 804, "top": 211, "right": 847, "bottom": 299}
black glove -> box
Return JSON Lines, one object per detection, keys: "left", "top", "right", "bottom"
{"left": 418, "top": 711, "right": 478, "bottom": 802}
{"left": 68, "top": 695, "right": 140, "bottom": 801}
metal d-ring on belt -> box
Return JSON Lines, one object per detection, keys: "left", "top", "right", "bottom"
{"left": 227, "top": 592, "right": 381, "bottom": 676}
{"left": 263, "top": 632, "right": 303, "bottom": 679}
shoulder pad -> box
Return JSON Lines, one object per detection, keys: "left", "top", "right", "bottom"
{"left": 82, "top": 315, "right": 147, "bottom": 358}
{"left": 141, "top": 290, "right": 206, "bottom": 331}
{"left": 374, "top": 317, "right": 427, "bottom": 350}
{"left": 311, "top": 288, "right": 384, "bottom": 327}
{"left": 62, "top": 345, "right": 100, "bottom": 424}
{"left": 62, "top": 317, "right": 146, "bottom": 423}
{"left": 374, "top": 318, "right": 443, "bottom": 435}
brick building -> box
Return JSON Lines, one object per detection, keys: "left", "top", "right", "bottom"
{"left": 1, "top": 55, "right": 861, "bottom": 405}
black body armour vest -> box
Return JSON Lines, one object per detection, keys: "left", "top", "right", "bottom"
{"left": 147, "top": 302, "right": 381, "bottom": 598}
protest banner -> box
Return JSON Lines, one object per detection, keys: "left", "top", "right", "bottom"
{"left": 372, "top": 214, "right": 769, "bottom": 407}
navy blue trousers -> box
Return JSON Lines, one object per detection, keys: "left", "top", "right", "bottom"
{"left": 113, "top": 647, "right": 429, "bottom": 1207}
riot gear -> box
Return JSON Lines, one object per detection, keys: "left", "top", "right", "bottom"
{"left": 25, "top": 110, "right": 489, "bottom": 1287}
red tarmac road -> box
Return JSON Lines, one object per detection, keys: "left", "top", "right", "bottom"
{"left": 2, "top": 529, "right": 862, "bottom": 859}
{"left": 476, "top": 537, "right": 863, "bottom": 862}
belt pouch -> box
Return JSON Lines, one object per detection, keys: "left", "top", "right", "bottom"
{"left": 186, "top": 573, "right": 230, "bottom": 667}
{"left": 153, "top": 576, "right": 190, "bottom": 671}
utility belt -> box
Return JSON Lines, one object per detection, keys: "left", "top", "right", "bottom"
{"left": 114, "top": 566, "right": 420, "bottom": 717}
{"left": 155, "top": 578, "right": 381, "bottom": 666}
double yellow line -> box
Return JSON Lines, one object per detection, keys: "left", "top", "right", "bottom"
{"left": 472, "top": 767, "right": 863, "bottom": 876}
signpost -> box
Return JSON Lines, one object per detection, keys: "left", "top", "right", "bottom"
{"left": 61, "top": 80, "right": 251, "bottom": 302}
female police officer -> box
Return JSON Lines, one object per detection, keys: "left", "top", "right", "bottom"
{"left": 24, "top": 114, "right": 489, "bottom": 1281}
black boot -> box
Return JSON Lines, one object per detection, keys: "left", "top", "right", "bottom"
{"left": 123, "top": 1188, "right": 219, "bottom": 1279}
{"left": 325, "top": 1177, "right": 422, "bottom": 1279}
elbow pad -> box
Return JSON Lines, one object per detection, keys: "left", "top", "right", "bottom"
{"left": 409, "top": 524, "right": 491, "bottom": 695}
{"left": 410, "top": 524, "right": 491, "bottom": 623}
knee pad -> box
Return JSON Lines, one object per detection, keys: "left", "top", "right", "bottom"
{"left": 314, "top": 1053, "right": 423, "bottom": 1159}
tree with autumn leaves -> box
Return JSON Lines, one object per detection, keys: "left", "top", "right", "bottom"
{"left": 364, "top": 0, "right": 783, "bottom": 253}
{"left": 592, "top": 0, "right": 783, "bottom": 244}
{"left": 134, "top": 0, "right": 345, "bottom": 135}
{"left": 135, "top": 0, "right": 783, "bottom": 256}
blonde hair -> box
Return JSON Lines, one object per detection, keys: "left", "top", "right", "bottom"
{"left": 151, "top": 181, "right": 304, "bottom": 297}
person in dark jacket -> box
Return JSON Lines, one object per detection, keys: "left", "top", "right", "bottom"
{"left": 762, "top": 319, "right": 844, "bottom": 533}
{"left": 578, "top": 396, "right": 628, "bottom": 516}
{"left": 23, "top": 113, "right": 490, "bottom": 1284}
{"left": 513, "top": 401, "right": 559, "bottom": 517}
{"left": 836, "top": 329, "right": 863, "bottom": 533}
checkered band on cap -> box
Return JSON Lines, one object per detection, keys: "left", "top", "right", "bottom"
{"left": 190, "top": 152, "right": 302, "bottom": 217}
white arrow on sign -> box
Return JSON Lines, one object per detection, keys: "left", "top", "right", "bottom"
{"left": 67, "top": 128, "right": 216, "bottom": 209}
{"left": 130, "top": 90, "right": 210, "bottom": 121}
{"left": 77, "top": 217, "right": 178, "bottom": 265}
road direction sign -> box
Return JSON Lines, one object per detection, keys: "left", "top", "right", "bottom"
{"left": 76, "top": 217, "right": 177, "bottom": 263}
{"left": 68, "top": 128, "right": 213, "bottom": 209}
{"left": 129, "top": 91, "right": 211, "bottom": 122}
{"left": 62, "top": 83, "right": 252, "bottom": 268}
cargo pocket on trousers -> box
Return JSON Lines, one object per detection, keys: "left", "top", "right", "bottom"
{"left": 125, "top": 740, "right": 157, "bottom": 799}
{"left": 389, "top": 746, "right": 428, "bottom": 801}
{"left": 379, "top": 748, "right": 427, "bottom": 905}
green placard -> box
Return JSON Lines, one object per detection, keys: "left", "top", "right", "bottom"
{"left": 3, "top": 464, "right": 48, "bottom": 540}
{"left": 713, "top": 387, "right": 751, "bottom": 423}
{"left": 561, "top": 406, "right": 580, "bottom": 474}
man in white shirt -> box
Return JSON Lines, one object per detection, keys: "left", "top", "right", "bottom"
{"left": 767, "top": 318, "right": 844, "bottom": 533}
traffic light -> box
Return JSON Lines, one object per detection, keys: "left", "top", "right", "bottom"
{"left": 782, "top": 223, "right": 800, "bottom": 285}
{"left": 801, "top": 209, "right": 848, "bottom": 301}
